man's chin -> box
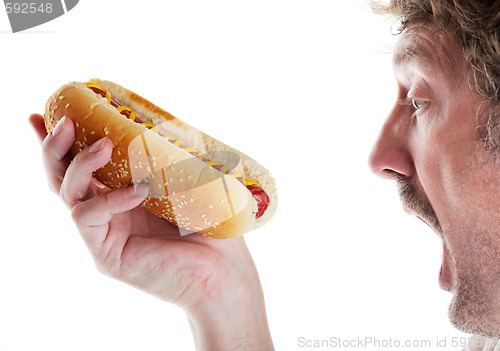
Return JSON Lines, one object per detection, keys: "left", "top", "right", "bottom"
{"left": 447, "top": 283, "right": 500, "bottom": 338}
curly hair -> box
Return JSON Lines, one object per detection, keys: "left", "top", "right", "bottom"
{"left": 373, "top": 0, "right": 500, "bottom": 149}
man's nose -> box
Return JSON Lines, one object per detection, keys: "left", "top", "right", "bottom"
{"left": 369, "top": 112, "right": 414, "bottom": 180}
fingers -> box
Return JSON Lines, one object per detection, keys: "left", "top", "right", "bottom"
{"left": 71, "top": 184, "right": 150, "bottom": 253}
{"left": 72, "top": 184, "right": 150, "bottom": 228}
{"left": 31, "top": 113, "right": 112, "bottom": 202}
{"left": 40, "top": 116, "right": 75, "bottom": 193}
{"left": 28, "top": 114, "right": 48, "bottom": 143}
{"left": 60, "top": 137, "right": 113, "bottom": 208}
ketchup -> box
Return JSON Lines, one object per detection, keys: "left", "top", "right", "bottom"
{"left": 247, "top": 185, "right": 270, "bottom": 219}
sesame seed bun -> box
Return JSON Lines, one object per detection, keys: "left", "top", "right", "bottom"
{"left": 43, "top": 80, "right": 277, "bottom": 239}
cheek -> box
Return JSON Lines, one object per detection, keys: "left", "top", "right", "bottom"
{"left": 410, "top": 124, "right": 460, "bottom": 186}
{"left": 409, "top": 120, "right": 479, "bottom": 223}
{"left": 413, "top": 130, "right": 500, "bottom": 240}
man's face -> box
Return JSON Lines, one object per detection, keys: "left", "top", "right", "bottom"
{"left": 369, "top": 24, "right": 500, "bottom": 337}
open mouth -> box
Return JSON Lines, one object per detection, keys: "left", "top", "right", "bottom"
{"left": 401, "top": 203, "right": 453, "bottom": 291}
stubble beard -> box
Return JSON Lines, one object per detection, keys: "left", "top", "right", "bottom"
{"left": 447, "top": 234, "right": 500, "bottom": 338}
{"left": 396, "top": 177, "right": 500, "bottom": 338}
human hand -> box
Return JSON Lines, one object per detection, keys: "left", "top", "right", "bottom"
{"left": 29, "top": 113, "right": 274, "bottom": 350}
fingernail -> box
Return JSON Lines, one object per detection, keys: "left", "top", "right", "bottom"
{"left": 132, "top": 183, "right": 150, "bottom": 198}
{"left": 88, "top": 137, "right": 107, "bottom": 153}
{"left": 51, "top": 116, "right": 66, "bottom": 137}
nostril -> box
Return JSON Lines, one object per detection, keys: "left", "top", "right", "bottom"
{"left": 369, "top": 144, "right": 415, "bottom": 180}
{"left": 381, "top": 169, "right": 404, "bottom": 180}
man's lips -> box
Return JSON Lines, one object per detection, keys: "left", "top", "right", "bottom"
{"left": 402, "top": 203, "right": 413, "bottom": 216}
{"left": 402, "top": 203, "right": 432, "bottom": 228}
{"left": 401, "top": 203, "right": 443, "bottom": 238}
{"left": 439, "top": 244, "right": 453, "bottom": 291}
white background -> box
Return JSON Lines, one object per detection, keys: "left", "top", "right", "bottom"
{"left": 0, "top": 0, "right": 469, "bottom": 350}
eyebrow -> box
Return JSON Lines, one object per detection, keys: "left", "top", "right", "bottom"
{"left": 393, "top": 43, "right": 432, "bottom": 66}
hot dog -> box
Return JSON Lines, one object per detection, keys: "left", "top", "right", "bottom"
{"left": 44, "top": 79, "right": 277, "bottom": 239}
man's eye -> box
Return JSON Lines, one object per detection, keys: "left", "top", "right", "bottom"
{"left": 411, "top": 98, "right": 427, "bottom": 110}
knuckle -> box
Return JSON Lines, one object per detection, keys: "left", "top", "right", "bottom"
{"left": 102, "top": 190, "right": 114, "bottom": 207}
{"left": 94, "top": 260, "right": 111, "bottom": 277}
{"left": 47, "top": 178, "right": 61, "bottom": 195}
{"left": 94, "top": 253, "right": 121, "bottom": 279}
{"left": 60, "top": 181, "right": 76, "bottom": 208}
{"left": 70, "top": 202, "right": 83, "bottom": 223}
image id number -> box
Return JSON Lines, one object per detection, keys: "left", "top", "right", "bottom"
{"left": 5, "top": 2, "right": 53, "bottom": 14}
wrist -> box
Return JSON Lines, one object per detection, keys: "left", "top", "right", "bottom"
{"left": 185, "top": 262, "right": 274, "bottom": 351}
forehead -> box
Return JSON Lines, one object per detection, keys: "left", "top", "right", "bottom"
{"left": 392, "top": 25, "right": 463, "bottom": 73}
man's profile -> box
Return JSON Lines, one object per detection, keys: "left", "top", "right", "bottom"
{"left": 370, "top": 0, "right": 500, "bottom": 342}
